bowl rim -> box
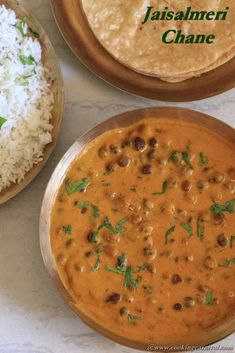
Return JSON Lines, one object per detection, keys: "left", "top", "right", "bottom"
{"left": 0, "top": 0, "right": 65, "bottom": 205}
{"left": 39, "top": 107, "right": 235, "bottom": 351}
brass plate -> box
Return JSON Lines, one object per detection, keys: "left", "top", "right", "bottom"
{"left": 40, "top": 107, "right": 235, "bottom": 351}
{"left": 51, "top": 0, "right": 235, "bottom": 102}
{"left": 0, "top": 0, "right": 64, "bottom": 205}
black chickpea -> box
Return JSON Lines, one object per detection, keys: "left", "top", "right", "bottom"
{"left": 173, "top": 303, "right": 182, "bottom": 311}
{"left": 118, "top": 156, "right": 130, "bottom": 167}
{"left": 134, "top": 136, "right": 146, "bottom": 151}
{"left": 106, "top": 293, "right": 121, "bottom": 304}
{"left": 217, "top": 234, "right": 228, "bottom": 247}
{"left": 149, "top": 137, "right": 158, "bottom": 148}
{"left": 181, "top": 180, "right": 192, "bottom": 192}
{"left": 120, "top": 307, "right": 129, "bottom": 316}
{"left": 213, "top": 213, "right": 224, "bottom": 226}
{"left": 142, "top": 164, "right": 153, "bottom": 174}
{"left": 147, "top": 149, "right": 156, "bottom": 160}
{"left": 65, "top": 239, "right": 76, "bottom": 248}
{"left": 183, "top": 297, "right": 196, "bottom": 308}
{"left": 172, "top": 274, "right": 182, "bottom": 284}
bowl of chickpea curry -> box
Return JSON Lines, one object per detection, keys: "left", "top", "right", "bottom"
{"left": 40, "top": 107, "right": 235, "bottom": 350}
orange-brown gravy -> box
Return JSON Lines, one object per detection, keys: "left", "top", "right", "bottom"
{"left": 51, "top": 118, "right": 235, "bottom": 345}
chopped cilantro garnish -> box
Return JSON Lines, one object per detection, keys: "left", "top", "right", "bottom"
{"left": 135, "top": 262, "right": 149, "bottom": 272}
{"left": 62, "top": 224, "right": 72, "bottom": 234}
{"left": 105, "top": 265, "right": 124, "bottom": 275}
{"left": 0, "top": 117, "right": 7, "bottom": 129}
{"left": 219, "top": 258, "right": 235, "bottom": 267}
{"left": 116, "top": 254, "right": 127, "bottom": 269}
{"left": 99, "top": 217, "right": 114, "bottom": 233}
{"left": 99, "top": 216, "right": 128, "bottom": 235}
{"left": 91, "top": 204, "right": 100, "bottom": 218}
{"left": 169, "top": 151, "right": 179, "bottom": 163}
{"left": 153, "top": 180, "right": 168, "bottom": 195}
{"left": 92, "top": 247, "right": 102, "bottom": 272}
{"left": 196, "top": 217, "right": 204, "bottom": 241}
{"left": 76, "top": 201, "right": 99, "bottom": 218}
{"left": 19, "top": 54, "right": 36, "bottom": 65}
{"left": 180, "top": 222, "right": 193, "bottom": 236}
{"left": 29, "top": 27, "right": 40, "bottom": 38}
{"left": 18, "top": 80, "right": 29, "bottom": 87}
{"left": 114, "top": 217, "right": 129, "bottom": 233}
{"left": 76, "top": 201, "right": 90, "bottom": 209}
{"left": 182, "top": 151, "right": 193, "bottom": 170}
{"left": 18, "top": 73, "right": 34, "bottom": 86}
{"left": 65, "top": 178, "right": 90, "bottom": 195}
{"left": 21, "top": 74, "right": 33, "bottom": 79}
{"left": 105, "top": 260, "right": 148, "bottom": 288}
{"left": 89, "top": 231, "right": 100, "bottom": 244}
{"left": 204, "top": 292, "right": 213, "bottom": 305}
{"left": 15, "top": 19, "right": 27, "bottom": 37}
{"left": 128, "top": 314, "right": 142, "bottom": 323}
{"left": 209, "top": 199, "right": 235, "bottom": 217}
{"left": 92, "top": 257, "right": 100, "bottom": 272}
{"left": 230, "top": 236, "right": 235, "bottom": 248}
{"left": 124, "top": 266, "right": 142, "bottom": 288}
{"left": 130, "top": 186, "right": 137, "bottom": 192}
{"left": 164, "top": 226, "right": 176, "bottom": 245}
{"left": 199, "top": 152, "right": 208, "bottom": 166}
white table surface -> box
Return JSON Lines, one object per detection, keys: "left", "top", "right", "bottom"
{"left": 0, "top": 1, "right": 234, "bottom": 352}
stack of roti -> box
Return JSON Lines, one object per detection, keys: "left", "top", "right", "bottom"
{"left": 81, "top": 0, "right": 235, "bottom": 82}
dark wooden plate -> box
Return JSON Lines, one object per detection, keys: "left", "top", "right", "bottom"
{"left": 51, "top": 0, "right": 235, "bottom": 102}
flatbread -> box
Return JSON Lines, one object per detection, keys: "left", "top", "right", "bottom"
{"left": 81, "top": 0, "right": 235, "bottom": 82}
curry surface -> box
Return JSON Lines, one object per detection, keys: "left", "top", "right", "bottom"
{"left": 51, "top": 118, "right": 235, "bottom": 345}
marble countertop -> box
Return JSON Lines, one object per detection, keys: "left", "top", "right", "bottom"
{"left": 0, "top": 1, "right": 234, "bottom": 352}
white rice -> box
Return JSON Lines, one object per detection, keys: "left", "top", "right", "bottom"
{"left": 0, "top": 5, "right": 54, "bottom": 192}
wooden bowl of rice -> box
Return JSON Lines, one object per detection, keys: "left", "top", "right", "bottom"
{"left": 0, "top": 0, "right": 64, "bottom": 205}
